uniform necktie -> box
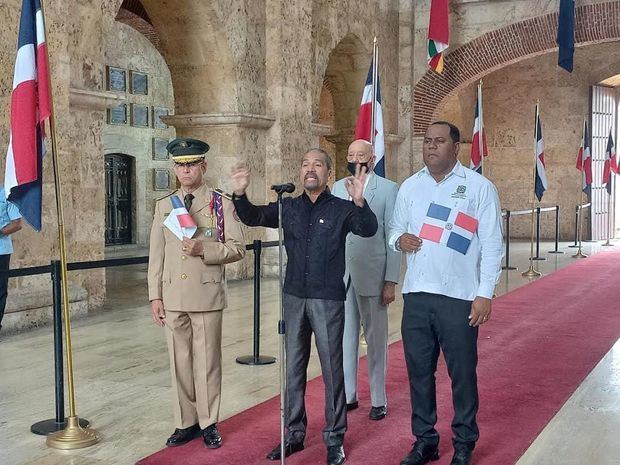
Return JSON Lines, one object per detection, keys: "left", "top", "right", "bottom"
{"left": 184, "top": 193, "right": 194, "bottom": 212}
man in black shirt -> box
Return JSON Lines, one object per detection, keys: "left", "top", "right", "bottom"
{"left": 231, "top": 148, "right": 377, "bottom": 465}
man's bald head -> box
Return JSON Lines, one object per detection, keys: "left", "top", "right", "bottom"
{"left": 347, "top": 139, "right": 375, "bottom": 172}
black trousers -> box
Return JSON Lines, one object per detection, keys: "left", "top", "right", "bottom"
{"left": 401, "top": 292, "right": 479, "bottom": 449}
{"left": 0, "top": 254, "right": 10, "bottom": 330}
{"left": 283, "top": 293, "right": 347, "bottom": 447}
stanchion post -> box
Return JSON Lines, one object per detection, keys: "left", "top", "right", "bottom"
{"left": 568, "top": 205, "right": 579, "bottom": 248}
{"left": 236, "top": 240, "right": 275, "bottom": 366}
{"left": 533, "top": 207, "right": 546, "bottom": 261}
{"left": 502, "top": 210, "right": 517, "bottom": 270}
{"left": 549, "top": 205, "right": 564, "bottom": 254}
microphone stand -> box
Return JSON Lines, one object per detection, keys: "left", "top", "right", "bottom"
{"left": 271, "top": 184, "right": 289, "bottom": 465}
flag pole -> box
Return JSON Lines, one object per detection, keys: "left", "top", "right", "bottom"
{"left": 478, "top": 79, "right": 484, "bottom": 175}
{"left": 523, "top": 102, "right": 542, "bottom": 278}
{"left": 370, "top": 36, "right": 378, "bottom": 150}
{"left": 603, "top": 173, "right": 614, "bottom": 246}
{"left": 40, "top": 0, "right": 100, "bottom": 450}
{"left": 573, "top": 118, "right": 588, "bottom": 258}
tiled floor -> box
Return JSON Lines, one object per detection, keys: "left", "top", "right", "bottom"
{"left": 0, "top": 240, "right": 618, "bottom": 465}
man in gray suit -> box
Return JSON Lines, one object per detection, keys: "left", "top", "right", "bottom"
{"left": 332, "top": 139, "right": 401, "bottom": 420}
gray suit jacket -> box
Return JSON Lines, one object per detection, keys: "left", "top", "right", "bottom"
{"left": 332, "top": 173, "right": 401, "bottom": 297}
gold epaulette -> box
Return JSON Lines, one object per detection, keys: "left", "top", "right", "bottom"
{"left": 155, "top": 189, "right": 178, "bottom": 202}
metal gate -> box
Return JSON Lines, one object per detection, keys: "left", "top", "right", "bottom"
{"left": 105, "top": 154, "right": 133, "bottom": 245}
{"left": 590, "top": 85, "right": 617, "bottom": 240}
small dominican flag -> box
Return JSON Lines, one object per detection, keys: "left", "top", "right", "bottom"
{"left": 427, "top": 0, "right": 450, "bottom": 73}
{"left": 419, "top": 203, "right": 479, "bottom": 255}
{"left": 575, "top": 120, "right": 592, "bottom": 197}
{"left": 603, "top": 130, "right": 617, "bottom": 196}
{"left": 470, "top": 82, "right": 488, "bottom": 174}
{"left": 163, "top": 195, "right": 197, "bottom": 240}
{"left": 4, "top": 0, "right": 51, "bottom": 231}
{"left": 534, "top": 106, "right": 548, "bottom": 202}
{"left": 355, "top": 58, "right": 385, "bottom": 177}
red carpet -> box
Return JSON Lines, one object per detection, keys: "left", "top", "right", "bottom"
{"left": 138, "top": 249, "right": 620, "bottom": 465}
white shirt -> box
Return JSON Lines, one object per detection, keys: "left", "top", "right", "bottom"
{"left": 388, "top": 162, "right": 503, "bottom": 300}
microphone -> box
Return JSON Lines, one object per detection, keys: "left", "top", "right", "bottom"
{"left": 270, "top": 183, "right": 295, "bottom": 194}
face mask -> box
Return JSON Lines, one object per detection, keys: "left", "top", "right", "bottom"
{"left": 347, "top": 161, "right": 369, "bottom": 175}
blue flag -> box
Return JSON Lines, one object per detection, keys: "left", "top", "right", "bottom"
{"left": 557, "top": 0, "right": 575, "bottom": 72}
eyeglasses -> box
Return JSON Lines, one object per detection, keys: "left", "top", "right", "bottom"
{"left": 347, "top": 152, "right": 371, "bottom": 161}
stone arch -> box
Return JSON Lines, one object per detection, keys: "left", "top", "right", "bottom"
{"left": 413, "top": 0, "right": 620, "bottom": 135}
{"left": 320, "top": 33, "right": 370, "bottom": 178}
{"left": 136, "top": 0, "right": 238, "bottom": 114}
{"left": 115, "top": 0, "right": 161, "bottom": 52}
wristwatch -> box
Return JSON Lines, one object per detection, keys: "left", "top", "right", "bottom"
{"left": 395, "top": 237, "right": 402, "bottom": 252}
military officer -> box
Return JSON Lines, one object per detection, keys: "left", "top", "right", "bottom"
{"left": 148, "top": 138, "right": 246, "bottom": 449}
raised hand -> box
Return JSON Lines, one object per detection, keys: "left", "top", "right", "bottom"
{"left": 230, "top": 162, "right": 251, "bottom": 196}
{"left": 344, "top": 163, "right": 368, "bottom": 207}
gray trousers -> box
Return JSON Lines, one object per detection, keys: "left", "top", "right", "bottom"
{"left": 283, "top": 293, "right": 347, "bottom": 447}
{"left": 343, "top": 283, "right": 388, "bottom": 407}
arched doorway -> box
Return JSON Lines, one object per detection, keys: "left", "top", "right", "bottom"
{"left": 321, "top": 33, "right": 369, "bottom": 179}
{"left": 105, "top": 154, "right": 134, "bottom": 245}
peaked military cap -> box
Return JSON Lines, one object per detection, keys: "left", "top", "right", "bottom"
{"left": 167, "top": 138, "right": 210, "bottom": 164}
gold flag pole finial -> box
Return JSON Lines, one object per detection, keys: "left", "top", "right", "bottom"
{"left": 39, "top": 0, "right": 100, "bottom": 450}
{"left": 523, "top": 102, "right": 542, "bottom": 278}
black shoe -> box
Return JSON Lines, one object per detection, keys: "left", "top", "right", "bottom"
{"left": 202, "top": 423, "right": 222, "bottom": 449}
{"left": 165, "top": 424, "right": 201, "bottom": 447}
{"left": 346, "top": 401, "right": 359, "bottom": 411}
{"left": 266, "top": 441, "right": 305, "bottom": 460}
{"left": 327, "top": 444, "right": 346, "bottom": 465}
{"left": 450, "top": 449, "right": 472, "bottom": 465}
{"left": 369, "top": 405, "right": 387, "bottom": 420}
{"left": 400, "top": 441, "right": 440, "bottom": 465}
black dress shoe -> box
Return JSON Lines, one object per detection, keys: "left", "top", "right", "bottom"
{"left": 202, "top": 423, "right": 222, "bottom": 449}
{"left": 368, "top": 405, "right": 387, "bottom": 420}
{"left": 400, "top": 441, "right": 440, "bottom": 465}
{"left": 346, "top": 401, "right": 359, "bottom": 411}
{"left": 165, "top": 424, "right": 201, "bottom": 447}
{"left": 327, "top": 444, "right": 346, "bottom": 465}
{"left": 450, "top": 449, "right": 472, "bottom": 465}
{"left": 266, "top": 441, "right": 304, "bottom": 460}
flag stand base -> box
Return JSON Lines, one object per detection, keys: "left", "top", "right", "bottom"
{"left": 521, "top": 266, "right": 541, "bottom": 278}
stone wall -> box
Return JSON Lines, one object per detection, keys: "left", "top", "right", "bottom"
{"left": 436, "top": 41, "right": 620, "bottom": 239}
{"left": 102, "top": 20, "right": 176, "bottom": 248}
{"left": 1, "top": 0, "right": 618, "bottom": 331}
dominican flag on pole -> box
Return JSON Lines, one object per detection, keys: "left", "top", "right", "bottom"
{"left": 355, "top": 59, "right": 385, "bottom": 177}
{"left": 534, "top": 106, "right": 548, "bottom": 202}
{"left": 575, "top": 120, "right": 592, "bottom": 197}
{"left": 418, "top": 203, "right": 479, "bottom": 255}
{"left": 427, "top": 0, "right": 449, "bottom": 73}
{"left": 470, "top": 82, "right": 488, "bottom": 174}
{"left": 4, "top": 0, "right": 50, "bottom": 231}
{"left": 603, "top": 130, "right": 617, "bottom": 195}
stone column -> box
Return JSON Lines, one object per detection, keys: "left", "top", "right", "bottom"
{"left": 164, "top": 113, "right": 275, "bottom": 279}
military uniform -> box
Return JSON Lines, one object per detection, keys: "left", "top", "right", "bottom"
{"left": 147, "top": 139, "right": 245, "bottom": 437}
